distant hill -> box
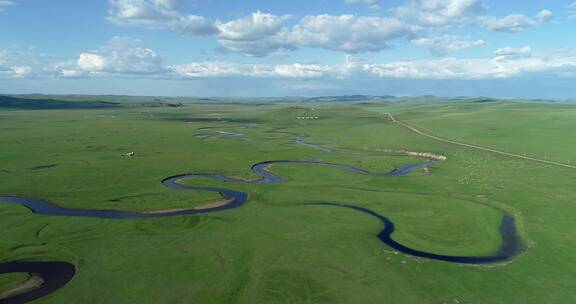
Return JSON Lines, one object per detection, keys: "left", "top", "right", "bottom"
{"left": 0, "top": 95, "right": 121, "bottom": 109}
{"left": 0, "top": 94, "right": 563, "bottom": 108}
{"left": 303, "top": 95, "right": 397, "bottom": 102}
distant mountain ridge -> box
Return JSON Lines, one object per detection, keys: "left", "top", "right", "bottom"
{"left": 303, "top": 95, "right": 397, "bottom": 102}
{"left": 0, "top": 94, "right": 563, "bottom": 109}
{"left": 0, "top": 95, "right": 121, "bottom": 109}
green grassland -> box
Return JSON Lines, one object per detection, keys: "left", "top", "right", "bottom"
{"left": 378, "top": 101, "right": 576, "bottom": 164}
{"left": 1, "top": 98, "right": 576, "bottom": 303}
{"left": 0, "top": 273, "right": 29, "bottom": 295}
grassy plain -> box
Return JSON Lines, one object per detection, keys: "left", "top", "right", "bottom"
{"left": 1, "top": 98, "right": 576, "bottom": 303}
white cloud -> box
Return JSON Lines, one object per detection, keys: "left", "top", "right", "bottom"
{"left": 273, "top": 63, "right": 332, "bottom": 78}
{"left": 7, "top": 38, "right": 576, "bottom": 83}
{"left": 60, "top": 69, "right": 84, "bottom": 78}
{"left": 363, "top": 55, "right": 576, "bottom": 79}
{"left": 393, "top": 0, "right": 487, "bottom": 27}
{"left": 171, "top": 61, "right": 250, "bottom": 78}
{"left": 171, "top": 52, "right": 576, "bottom": 81}
{"left": 344, "top": 0, "right": 380, "bottom": 10}
{"left": 170, "top": 62, "right": 333, "bottom": 79}
{"left": 0, "top": 62, "right": 32, "bottom": 78}
{"left": 482, "top": 14, "right": 536, "bottom": 32}
{"left": 569, "top": 2, "right": 576, "bottom": 19}
{"left": 493, "top": 46, "right": 532, "bottom": 61}
{"left": 0, "top": 48, "right": 61, "bottom": 78}
{"left": 154, "top": 0, "right": 178, "bottom": 9}
{"left": 345, "top": 0, "right": 379, "bottom": 5}
{"left": 107, "top": 0, "right": 218, "bottom": 35}
{"left": 215, "top": 14, "right": 418, "bottom": 56}
{"left": 104, "top": 1, "right": 557, "bottom": 58}
{"left": 105, "top": 1, "right": 418, "bottom": 56}
{"left": 107, "top": 0, "right": 178, "bottom": 26}
{"left": 217, "top": 11, "right": 290, "bottom": 41}
{"left": 78, "top": 53, "right": 107, "bottom": 71}
{"left": 60, "top": 36, "right": 167, "bottom": 77}
{"left": 411, "top": 35, "right": 486, "bottom": 55}
{"left": 172, "top": 15, "right": 219, "bottom": 35}
{"left": 11, "top": 66, "right": 32, "bottom": 78}
{"left": 215, "top": 37, "right": 293, "bottom": 57}
{"left": 216, "top": 11, "right": 293, "bottom": 56}
{"left": 0, "top": 66, "right": 32, "bottom": 78}
{"left": 482, "top": 10, "right": 553, "bottom": 32}
{"left": 536, "top": 10, "right": 553, "bottom": 23}
{"left": 392, "top": 1, "right": 552, "bottom": 34}
{"left": 0, "top": 0, "right": 14, "bottom": 12}
{"left": 288, "top": 15, "right": 418, "bottom": 53}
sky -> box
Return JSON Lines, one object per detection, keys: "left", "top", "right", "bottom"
{"left": 0, "top": 0, "right": 575, "bottom": 98}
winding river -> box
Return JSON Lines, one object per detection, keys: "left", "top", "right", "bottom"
{"left": 0, "top": 262, "right": 76, "bottom": 304}
{"left": 0, "top": 159, "right": 522, "bottom": 303}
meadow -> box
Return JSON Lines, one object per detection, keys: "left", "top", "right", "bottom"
{"left": 1, "top": 97, "right": 575, "bottom": 303}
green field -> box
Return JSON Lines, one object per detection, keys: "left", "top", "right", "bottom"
{"left": 1, "top": 97, "right": 576, "bottom": 303}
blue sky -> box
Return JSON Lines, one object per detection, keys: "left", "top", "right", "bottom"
{"left": 0, "top": 0, "right": 575, "bottom": 98}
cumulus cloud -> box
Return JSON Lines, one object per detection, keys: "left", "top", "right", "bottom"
{"left": 78, "top": 53, "right": 107, "bottom": 71}
{"left": 215, "top": 38, "right": 293, "bottom": 57}
{"left": 55, "top": 38, "right": 334, "bottom": 79}
{"left": 57, "top": 36, "right": 167, "bottom": 77}
{"left": 344, "top": 0, "right": 380, "bottom": 10}
{"left": 493, "top": 46, "right": 532, "bottom": 61}
{"left": 170, "top": 62, "right": 334, "bottom": 79}
{"left": 215, "top": 11, "right": 293, "bottom": 56}
{"left": 170, "top": 51, "right": 576, "bottom": 81}
{"left": 105, "top": 1, "right": 420, "bottom": 56}
{"left": 411, "top": 35, "right": 486, "bottom": 56}
{"left": 107, "top": 0, "right": 180, "bottom": 27}
{"left": 217, "top": 11, "right": 290, "bottom": 41}
{"left": 11, "top": 66, "right": 32, "bottom": 78}
{"left": 536, "top": 10, "right": 554, "bottom": 23}
{"left": 393, "top": 0, "right": 487, "bottom": 27}
{"left": 569, "top": 2, "right": 576, "bottom": 19}
{"left": 0, "top": 64, "right": 32, "bottom": 78}
{"left": 107, "top": 0, "right": 218, "bottom": 35}
{"left": 482, "top": 10, "right": 553, "bottom": 32}
{"left": 0, "top": 0, "right": 14, "bottom": 12}
{"left": 362, "top": 55, "right": 576, "bottom": 79}
{"left": 273, "top": 63, "right": 333, "bottom": 78}
{"left": 482, "top": 14, "right": 537, "bottom": 32}
{"left": 5, "top": 40, "right": 576, "bottom": 82}
{"left": 345, "top": 0, "right": 379, "bottom": 5}
{"left": 288, "top": 15, "right": 418, "bottom": 53}
{"left": 215, "top": 13, "right": 418, "bottom": 56}
{"left": 0, "top": 48, "right": 60, "bottom": 78}
{"left": 171, "top": 62, "right": 255, "bottom": 78}
{"left": 104, "top": 0, "right": 557, "bottom": 57}
{"left": 392, "top": 0, "right": 552, "bottom": 34}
